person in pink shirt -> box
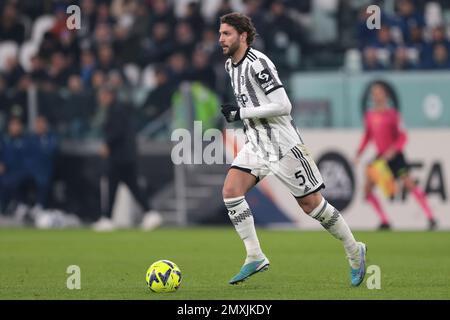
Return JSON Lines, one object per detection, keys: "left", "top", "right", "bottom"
{"left": 354, "top": 82, "right": 437, "bottom": 230}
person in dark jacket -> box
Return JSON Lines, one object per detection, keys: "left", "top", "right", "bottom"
{"left": 92, "top": 85, "right": 162, "bottom": 231}
{"left": 0, "top": 117, "right": 28, "bottom": 213}
{"left": 25, "top": 115, "right": 58, "bottom": 210}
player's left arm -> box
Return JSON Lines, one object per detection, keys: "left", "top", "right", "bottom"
{"left": 392, "top": 111, "right": 407, "bottom": 152}
{"left": 221, "top": 57, "right": 291, "bottom": 122}
{"left": 239, "top": 87, "right": 291, "bottom": 119}
{"left": 221, "top": 87, "right": 291, "bottom": 122}
{"left": 241, "top": 57, "right": 291, "bottom": 119}
{"left": 383, "top": 110, "right": 407, "bottom": 159}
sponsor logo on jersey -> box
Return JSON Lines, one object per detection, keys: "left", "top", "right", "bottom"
{"left": 256, "top": 69, "right": 274, "bottom": 90}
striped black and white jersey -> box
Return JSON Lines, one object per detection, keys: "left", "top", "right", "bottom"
{"left": 225, "top": 47, "right": 303, "bottom": 161}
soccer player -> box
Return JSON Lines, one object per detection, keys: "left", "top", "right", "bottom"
{"left": 354, "top": 81, "right": 437, "bottom": 230}
{"left": 218, "top": 13, "right": 366, "bottom": 286}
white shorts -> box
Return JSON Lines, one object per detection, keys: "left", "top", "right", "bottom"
{"left": 231, "top": 143, "right": 324, "bottom": 198}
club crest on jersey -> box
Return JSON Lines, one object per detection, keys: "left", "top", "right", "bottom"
{"left": 256, "top": 69, "right": 274, "bottom": 89}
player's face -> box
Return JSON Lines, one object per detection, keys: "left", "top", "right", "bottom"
{"left": 371, "top": 84, "right": 388, "bottom": 108}
{"left": 219, "top": 23, "right": 241, "bottom": 57}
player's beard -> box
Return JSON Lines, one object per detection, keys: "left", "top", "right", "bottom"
{"left": 224, "top": 40, "right": 240, "bottom": 58}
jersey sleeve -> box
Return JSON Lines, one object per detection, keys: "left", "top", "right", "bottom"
{"left": 392, "top": 110, "right": 407, "bottom": 152}
{"left": 356, "top": 112, "right": 372, "bottom": 157}
{"left": 250, "top": 57, "right": 283, "bottom": 95}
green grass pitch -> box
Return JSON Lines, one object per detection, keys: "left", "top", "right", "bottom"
{"left": 0, "top": 228, "right": 449, "bottom": 300}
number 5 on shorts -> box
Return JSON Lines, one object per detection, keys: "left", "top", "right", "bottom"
{"left": 295, "top": 170, "right": 306, "bottom": 186}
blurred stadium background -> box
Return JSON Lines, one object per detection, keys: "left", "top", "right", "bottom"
{"left": 0, "top": 0, "right": 449, "bottom": 231}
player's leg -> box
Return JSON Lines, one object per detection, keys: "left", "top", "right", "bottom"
{"left": 223, "top": 167, "right": 260, "bottom": 261}
{"left": 402, "top": 174, "right": 437, "bottom": 230}
{"left": 122, "top": 163, "right": 150, "bottom": 212}
{"left": 275, "top": 144, "right": 366, "bottom": 286}
{"left": 121, "top": 162, "right": 163, "bottom": 230}
{"left": 364, "top": 164, "right": 391, "bottom": 230}
{"left": 298, "top": 192, "right": 367, "bottom": 286}
{"left": 224, "top": 146, "right": 270, "bottom": 284}
{"left": 93, "top": 165, "right": 119, "bottom": 231}
{"left": 389, "top": 153, "right": 437, "bottom": 230}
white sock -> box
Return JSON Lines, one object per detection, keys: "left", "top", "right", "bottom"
{"left": 309, "top": 197, "right": 360, "bottom": 268}
{"left": 224, "top": 196, "right": 264, "bottom": 263}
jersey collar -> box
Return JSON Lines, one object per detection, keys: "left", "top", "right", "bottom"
{"left": 232, "top": 46, "right": 251, "bottom": 68}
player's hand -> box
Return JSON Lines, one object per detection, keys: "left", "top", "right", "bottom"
{"left": 353, "top": 156, "right": 360, "bottom": 166}
{"left": 221, "top": 104, "right": 241, "bottom": 122}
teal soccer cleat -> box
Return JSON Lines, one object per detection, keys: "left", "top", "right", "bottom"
{"left": 229, "top": 257, "right": 270, "bottom": 285}
{"left": 350, "top": 242, "right": 367, "bottom": 287}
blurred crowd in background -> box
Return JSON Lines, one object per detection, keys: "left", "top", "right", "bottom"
{"left": 0, "top": 0, "right": 449, "bottom": 138}
{"left": 1, "top": 0, "right": 450, "bottom": 219}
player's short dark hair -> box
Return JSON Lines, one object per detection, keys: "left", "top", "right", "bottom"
{"left": 220, "top": 12, "right": 257, "bottom": 45}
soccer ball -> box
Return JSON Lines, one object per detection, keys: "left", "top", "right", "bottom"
{"left": 145, "top": 260, "right": 182, "bottom": 293}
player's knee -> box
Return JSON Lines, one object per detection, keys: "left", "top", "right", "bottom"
{"left": 222, "top": 185, "right": 244, "bottom": 199}
{"left": 297, "top": 192, "right": 323, "bottom": 214}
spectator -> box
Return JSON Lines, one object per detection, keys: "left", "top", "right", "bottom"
{"left": 129, "top": 0, "right": 151, "bottom": 40}
{"left": 92, "top": 85, "right": 162, "bottom": 231}
{"left": 38, "top": 32, "right": 60, "bottom": 62}
{"left": 363, "top": 47, "right": 387, "bottom": 71}
{"left": 140, "top": 21, "right": 174, "bottom": 65}
{"left": 140, "top": 65, "right": 174, "bottom": 124}
{"left": 422, "top": 25, "right": 450, "bottom": 67}
{"left": 184, "top": 1, "right": 205, "bottom": 37}
{"left": 356, "top": 5, "right": 382, "bottom": 49}
{"left": 95, "top": 1, "right": 116, "bottom": 26}
{"left": 59, "top": 30, "right": 81, "bottom": 66}
{"left": 213, "top": 0, "right": 234, "bottom": 30}
{"left": 29, "top": 55, "right": 48, "bottom": 85}
{"left": 92, "top": 22, "right": 114, "bottom": 48}
{"left": 49, "top": 3, "right": 70, "bottom": 40}
{"left": 188, "top": 48, "right": 216, "bottom": 90}
{"left": 173, "top": 21, "right": 196, "bottom": 59}
{"left": 0, "top": 117, "right": 28, "bottom": 214}
{"left": 24, "top": 115, "right": 58, "bottom": 210}
{"left": 362, "top": 25, "right": 397, "bottom": 70}
{"left": 96, "top": 44, "right": 121, "bottom": 74}
{"left": 263, "top": 0, "right": 301, "bottom": 71}
{"left": 425, "top": 43, "right": 450, "bottom": 69}
{"left": 46, "top": 52, "right": 72, "bottom": 89}
{"left": 0, "top": 75, "right": 12, "bottom": 131}
{"left": 112, "top": 20, "right": 140, "bottom": 64}
{"left": 8, "top": 75, "right": 31, "bottom": 125}
{"left": 393, "top": 46, "right": 418, "bottom": 70}
{"left": 244, "top": 0, "right": 267, "bottom": 44}
{"left": 62, "top": 74, "right": 95, "bottom": 138}
{"left": 91, "top": 69, "right": 108, "bottom": 90}
{"left": 78, "top": 0, "right": 97, "bottom": 39}
{"left": 0, "top": 3, "right": 25, "bottom": 44}
{"left": 405, "top": 25, "right": 425, "bottom": 62}
{"left": 394, "top": 0, "right": 425, "bottom": 44}
{"left": 148, "top": 0, "right": 176, "bottom": 30}
{"left": 37, "top": 74, "right": 65, "bottom": 128}
{"left": 3, "top": 56, "right": 25, "bottom": 88}
{"left": 197, "top": 27, "right": 222, "bottom": 62}
{"left": 80, "top": 49, "right": 97, "bottom": 88}
{"left": 166, "top": 52, "right": 189, "bottom": 87}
